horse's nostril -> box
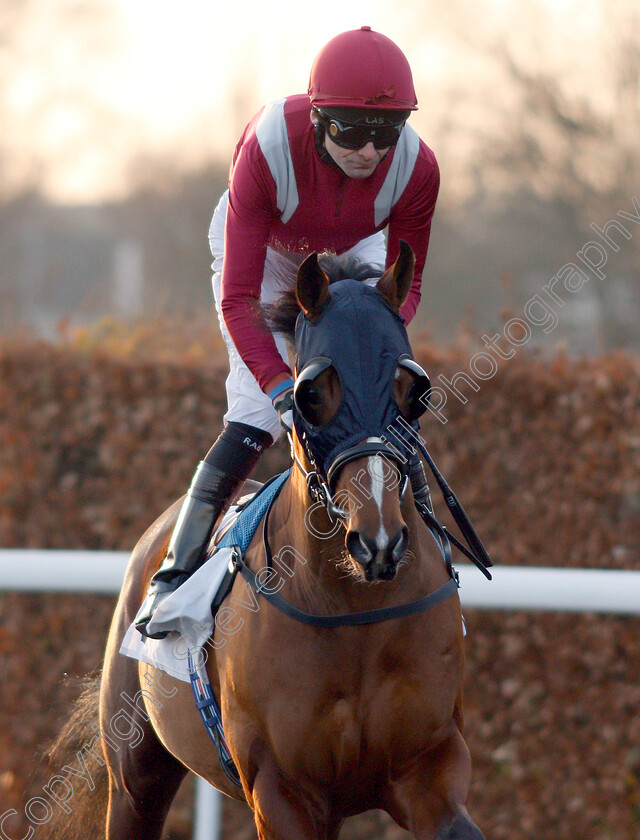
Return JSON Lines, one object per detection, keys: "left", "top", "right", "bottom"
{"left": 345, "top": 530, "right": 361, "bottom": 561}
{"left": 346, "top": 530, "right": 375, "bottom": 564}
{"left": 346, "top": 527, "right": 408, "bottom": 581}
{"left": 390, "top": 526, "right": 409, "bottom": 561}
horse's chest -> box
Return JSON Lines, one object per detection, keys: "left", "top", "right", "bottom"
{"left": 269, "top": 667, "right": 453, "bottom": 785}
{"left": 228, "top": 612, "right": 462, "bottom": 788}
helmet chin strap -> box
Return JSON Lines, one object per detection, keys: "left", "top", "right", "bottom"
{"left": 312, "top": 122, "right": 344, "bottom": 173}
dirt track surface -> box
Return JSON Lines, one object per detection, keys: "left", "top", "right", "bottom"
{"left": 0, "top": 331, "right": 638, "bottom": 839}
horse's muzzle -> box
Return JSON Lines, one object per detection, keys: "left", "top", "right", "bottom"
{"left": 346, "top": 525, "right": 409, "bottom": 581}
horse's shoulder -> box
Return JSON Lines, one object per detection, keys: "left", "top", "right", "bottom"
{"left": 120, "top": 497, "right": 183, "bottom": 602}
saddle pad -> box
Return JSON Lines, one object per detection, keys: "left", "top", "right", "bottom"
{"left": 119, "top": 471, "right": 290, "bottom": 682}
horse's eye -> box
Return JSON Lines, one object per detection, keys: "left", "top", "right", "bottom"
{"left": 294, "top": 359, "right": 340, "bottom": 427}
{"left": 295, "top": 381, "right": 326, "bottom": 426}
{"left": 304, "top": 386, "right": 321, "bottom": 405}
{"left": 395, "top": 357, "right": 431, "bottom": 422}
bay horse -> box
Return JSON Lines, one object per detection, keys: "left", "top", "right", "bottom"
{"left": 47, "top": 243, "right": 484, "bottom": 840}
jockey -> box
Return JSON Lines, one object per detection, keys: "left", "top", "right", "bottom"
{"left": 136, "top": 26, "right": 440, "bottom": 638}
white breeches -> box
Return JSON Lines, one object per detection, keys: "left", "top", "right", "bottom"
{"left": 209, "top": 189, "right": 387, "bottom": 441}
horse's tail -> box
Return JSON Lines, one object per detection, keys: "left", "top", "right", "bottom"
{"left": 38, "top": 674, "right": 109, "bottom": 840}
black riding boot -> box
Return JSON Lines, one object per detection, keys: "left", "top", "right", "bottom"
{"left": 135, "top": 421, "right": 272, "bottom": 639}
{"left": 409, "top": 452, "right": 434, "bottom": 515}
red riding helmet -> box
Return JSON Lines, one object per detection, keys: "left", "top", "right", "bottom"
{"left": 308, "top": 26, "right": 418, "bottom": 111}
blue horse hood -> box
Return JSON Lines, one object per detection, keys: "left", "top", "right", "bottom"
{"left": 293, "top": 279, "right": 414, "bottom": 478}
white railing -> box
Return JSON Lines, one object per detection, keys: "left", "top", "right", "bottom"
{"left": 3, "top": 548, "right": 639, "bottom": 612}
{"left": 2, "top": 549, "right": 639, "bottom": 840}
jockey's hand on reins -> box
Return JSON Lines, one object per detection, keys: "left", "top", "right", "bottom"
{"left": 271, "top": 381, "right": 294, "bottom": 433}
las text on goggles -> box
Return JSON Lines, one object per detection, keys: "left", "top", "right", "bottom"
{"left": 315, "top": 109, "right": 406, "bottom": 150}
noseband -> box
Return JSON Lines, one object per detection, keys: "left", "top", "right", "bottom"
{"left": 289, "top": 430, "right": 410, "bottom": 525}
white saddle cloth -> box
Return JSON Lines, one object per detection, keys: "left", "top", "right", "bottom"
{"left": 119, "top": 502, "right": 245, "bottom": 682}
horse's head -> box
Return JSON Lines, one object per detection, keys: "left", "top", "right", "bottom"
{"left": 286, "top": 241, "right": 431, "bottom": 582}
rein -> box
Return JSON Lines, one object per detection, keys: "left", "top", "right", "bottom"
{"left": 229, "top": 471, "right": 459, "bottom": 629}
{"left": 415, "top": 439, "right": 493, "bottom": 579}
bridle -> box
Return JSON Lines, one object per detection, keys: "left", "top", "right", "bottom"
{"left": 288, "top": 422, "right": 461, "bottom": 583}
{"left": 288, "top": 350, "right": 428, "bottom": 525}
{"left": 288, "top": 416, "right": 493, "bottom": 582}
{"left": 288, "top": 428, "right": 410, "bottom": 526}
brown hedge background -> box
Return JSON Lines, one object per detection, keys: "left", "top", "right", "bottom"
{"left": 0, "top": 322, "right": 639, "bottom": 839}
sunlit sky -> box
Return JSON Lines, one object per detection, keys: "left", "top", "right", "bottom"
{"left": 2, "top": 0, "right": 619, "bottom": 203}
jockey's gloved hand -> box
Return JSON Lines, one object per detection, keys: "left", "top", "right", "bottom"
{"left": 269, "top": 379, "right": 295, "bottom": 433}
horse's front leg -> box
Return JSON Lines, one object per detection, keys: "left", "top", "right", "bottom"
{"left": 248, "top": 752, "right": 338, "bottom": 840}
{"left": 100, "top": 655, "right": 188, "bottom": 840}
{"left": 385, "top": 725, "right": 485, "bottom": 840}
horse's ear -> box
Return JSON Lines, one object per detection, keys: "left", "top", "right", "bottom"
{"left": 296, "top": 253, "right": 330, "bottom": 318}
{"left": 376, "top": 240, "right": 415, "bottom": 313}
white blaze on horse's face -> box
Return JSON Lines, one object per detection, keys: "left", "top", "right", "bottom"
{"left": 342, "top": 438, "right": 409, "bottom": 582}
{"left": 368, "top": 453, "right": 389, "bottom": 548}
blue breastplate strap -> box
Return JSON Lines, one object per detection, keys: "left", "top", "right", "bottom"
{"left": 188, "top": 649, "right": 241, "bottom": 787}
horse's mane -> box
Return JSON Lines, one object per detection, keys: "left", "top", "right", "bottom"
{"left": 263, "top": 252, "right": 383, "bottom": 340}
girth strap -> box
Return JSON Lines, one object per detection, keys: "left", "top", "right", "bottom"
{"left": 187, "top": 650, "right": 241, "bottom": 786}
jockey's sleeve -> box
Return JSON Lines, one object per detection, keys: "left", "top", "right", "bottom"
{"left": 388, "top": 145, "right": 440, "bottom": 325}
{"left": 220, "top": 137, "right": 292, "bottom": 393}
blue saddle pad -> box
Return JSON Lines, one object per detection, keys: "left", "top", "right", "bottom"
{"left": 217, "top": 469, "right": 290, "bottom": 555}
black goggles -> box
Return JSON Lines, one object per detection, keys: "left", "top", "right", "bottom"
{"left": 315, "top": 110, "right": 405, "bottom": 150}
